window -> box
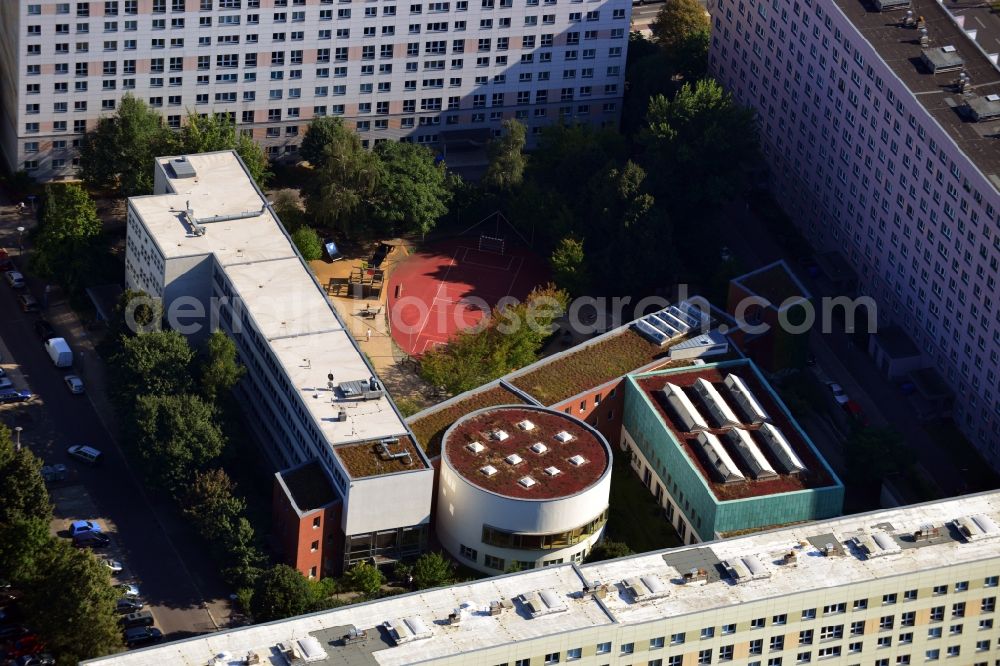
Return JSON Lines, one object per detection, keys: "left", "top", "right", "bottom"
{"left": 543, "top": 653, "right": 559, "bottom": 665}
{"left": 773, "top": 614, "right": 788, "bottom": 625}
{"left": 698, "top": 649, "right": 712, "bottom": 665}
{"left": 700, "top": 628, "right": 714, "bottom": 640}
{"left": 458, "top": 544, "right": 477, "bottom": 561}
{"left": 719, "top": 645, "right": 734, "bottom": 662}
{"left": 671, "top": 633, "right": 685, "bottom": 645}
{"left": 565, "top": 648, "right": 580, "bottom": 661}
{"left": 650, "top": 637, "right": 665, "bottom": 649}
{"left": 484, "top": 554, "right": 505, "bottom": 570}
{"left": 884, "top": 594, "right": 898, "bottom": 605}
{"left": 802, "top": 609, "right": 816, "bottom": 620}
{"left": 595, "top": 642, "right": 611, "bottom": 655}
{"left": 621, "top": 643, "right": 634, "bottom": 655}
{"left": 751, "top": 618, "right": 766, "bottom": 629}
{"left": 770, "top": 636, "right": 784, "bottom": 651}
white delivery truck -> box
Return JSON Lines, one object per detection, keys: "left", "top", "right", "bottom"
{"left": 45, "top": 337, "right": 73, "bottom": 368}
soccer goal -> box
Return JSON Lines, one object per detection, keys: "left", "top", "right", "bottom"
{"left": 478, "top": 234, "right": 506, "bottom": 255}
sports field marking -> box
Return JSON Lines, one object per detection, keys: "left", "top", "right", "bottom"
{"left": 457, "top": 246, "right": 515, "bottom": 271}
{"left": 504, "top": 255, "right": 525, "bottom": 298}
{"left": 413, "top": 247, "right": 461, "bottom": 344}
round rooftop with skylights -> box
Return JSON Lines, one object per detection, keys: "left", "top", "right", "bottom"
{"left": 442, "top": 405, "right": 612, "bottom": 501}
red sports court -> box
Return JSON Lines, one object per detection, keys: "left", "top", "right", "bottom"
{"left": 387, "top": 235, "right": 548, "bottom": 357}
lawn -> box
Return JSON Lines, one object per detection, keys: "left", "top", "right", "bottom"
{"left": 408, "top": 384, "right": 528, "bottom": 457}
{"left": 603, "top": 452, "right": 682, "bottom": 554}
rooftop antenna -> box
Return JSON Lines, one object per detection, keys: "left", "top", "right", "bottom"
{"left": 919, "top": 27, "right": 929, "bottom": 47}
{"left": 902, "top": 9, "right": 915, "bottom": 27}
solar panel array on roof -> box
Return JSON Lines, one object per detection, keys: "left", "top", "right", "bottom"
{"left": 725, "top": 428, "right": 777, "bottom": 480}
{"left": 663, "top": 383, "right": 710, "bottom": 431}
{"left": 758, "top": 422, "right": 807, "bottom": 474}
{"left": 632, "top": 301, "right": 710, "bottom": 346}
{"left": 724, "top": 374, "right": 770, "bottom": 424}
{"left": 696, "top": 432, "right": 745, "bottom": 483}
{"left": 693, "top": 378, "right": 740, "bottom": 427}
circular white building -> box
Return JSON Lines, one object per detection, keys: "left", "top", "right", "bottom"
{"left": 436, "top": 405, "right": 612, "bottom": 574}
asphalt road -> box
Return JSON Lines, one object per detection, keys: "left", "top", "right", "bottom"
{"left": 0, "top": 273, "right": 219, "bottom": 641}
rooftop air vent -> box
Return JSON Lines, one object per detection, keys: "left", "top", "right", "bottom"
{"left": 480, "top": 465, "right": 498, "bottom": 477}
{"left": 568, "top": 454, "right": 588, "bottom": 466}
{"left": 544, "top": 466, "right": 561, "bottom": 476}
{"left": 530, "top": 442, "right": 548, "bottom": 454}
{"left": 505, "top": 453, "right": 523, "bottom": 465}
{"left": 518, "top": 476, "right": 537, "bottom": 488}
{"left": 554, "top": 431, "right": 573, "bottom": 443}
{"left": 516, "top": 419, "right": 536, "bottom": 431}
{"left": 466, "top": 442, "right": 486, "bottom": 454}
{"left": 491, "top": 429, "right": 510, "bottom": 441}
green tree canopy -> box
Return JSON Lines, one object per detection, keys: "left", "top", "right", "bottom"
{"left": 292, "top": 225, "right": 323, "bottom": 261}
{"left": 31, "top": 183, "right": 103, "bottom": 291}
{"left": 412, "top": 551, "right": 455, "bottom": 590}
{"left": 650, "top": 0, "right": 710, "bottom": 50}
{"left": 79, "top": 94, "right": 175, "bottom": 197}
{"left": 0, "top": 424, "right": 52, "bottom": 525}
{"left": 586, "top": 540, "right": 634, "bottom": 562}
{"left": 111, "top": 330, "right": 195, "bottom": 405}
{"left": 250, "top": 564, "right": 317, "bottom": 623}
{"left": 300, "top": 116, "right": 344, "bottom": 167}
{"left": 177, "top": 112, "right": 271, "bottom": 187}
{"left": 483, "top": 119, "right": 527, "bottom": 192}
{"left": 200, "top": 330, "right": 246, "bottom": 403}
{"left": 343, "top": 561, "right": 385, "bottom": 598}
{"left": 272, "top": 189, "right": 306, "bottom": 233}
{"left": 23, "top": 539, "right": 123, "bottom": 664}
{"left": 304, "top": 121, "right": 381, "bottom": 237}
{"left": 132, "top": 393, "right": 225, "bottom": 493}
{"left": 549, "top": 236, "right": 589, "bottom": 296}
{"left": 372, "top": 141, "right": 452, "bottom": 236}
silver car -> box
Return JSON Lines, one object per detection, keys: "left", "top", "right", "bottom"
{"left": 4, "top": 271, "right": 24, "bottom": 289}
{"left": 64, "top": 374, "right": 85, "bottom": 394}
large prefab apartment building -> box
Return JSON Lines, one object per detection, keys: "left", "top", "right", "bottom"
{"left": 0, "top": 0, "right": 630, "bottom": 180}
{"left": 707, "top": 0, "right": 1000, "bottom": 469}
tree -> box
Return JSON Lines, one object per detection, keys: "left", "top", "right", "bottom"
{"left": 300, "top": 116, "right": 344, "bottom": 168}
{"left": 0, "top": 424, "right": 52, "bottom": 525}
{"left": 250, "top": 565, "right": 317, "bottom": 623}
{"left": 372, "top": 141, "right": 452, "bottom": 236}
{"left": 292, "top": 226, "right": 323, "bottom": 261}
{"left": 549, "top": 236, "right": 589, "bottom": 296}
{"left": 200, "top": 330, "right": 246, "bottom": 403}
{"left": 411, "top": 552, "right": 455, "bottom": 590}
{"left": 0, "top": 519, "right": 51, "bottom": 585}
{"left": 111, "top": 330, "right": 195, "bottom": 405}
{"left": 845, "top": 427, "right": 909, "bottom": 487}
{"left": 650, "top": 0, "right": 710, "bottom": 51}
{"left": 304, "top": 121, "right": 381, "bottom": 236}
{"left": 177, "top": 112, "right": 271, "bottom": 187}
{"left": 132, "top": 393, "right": 225, "bottom": 493}
{"left": 79, "top": 94, "right": 175, "bottom": 197}
{"left": 343, "top": 561, "right": 385, "bottom": 598}
{"left": 272, "top": 189, "right": 306, "bottom": 233}
{"left": 23, "top": 539, "right": 123, "bottom": 664}
{"left": 31, "top": 183, "right": 102, "bottom": 291}
{"left": 107, "top": 289, "right": 163, "bottom": 343}
{"left": 586, "top": 540, "right": 634, "bottom": 562}
{"left": 483, "top": 119, "right": 527, "bottom": 191}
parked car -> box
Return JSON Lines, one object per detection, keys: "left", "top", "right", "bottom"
{"left": 4, "top": 271, "right": 25, "bottom": 289}
{"left": 17, "top": 294, "right": 39, "bottom": 313}
{"left": 33, "top": 320, "right": 56, "bottom": 341}
{"left": 44, "top": 338, "right": 72, "bottom": 368}
{"left": 123, "top": 626, "right": 162, "bottom": 647}
{"left": 16, "top": 653, "right": 55, "bottom": 666}
{"left": 39, "top": 464, "right": 67, "bottom": 483}
{"left": 116, "top": 597, "right": 144, "bottom": 614}
{"left": 0, "top": 250, "right": 12, "bottom": 271}
{"left": 103, "top": 559, "right": 124, "bottom": 574}
{"left": 826, "top": 382, "right": 850, "bottom": 405}
{"left": 0, "top": 390, "right": 33, "bottom": 404}
{"left": 115, "top": 583, "right": 140, "bottom": 599}
{"left": 120, "top": 611, "right": 154, "bottom": 629}
{"left": 0, "top": 625, "right": 30, "bottom": 641}
{"left": 63, "top": 374, "right": 84, "bottom": 394}
{"left": 8, "top": 634, "right": 44, "bottom": 658}
{"left": 72, "top": 531, "right": 110, "bottom": 549}
{"left": 69, "top": 520, "right": 101, "bottom": 537}
{"left": 66, "top": 444, "right": 102, "bottom": 465}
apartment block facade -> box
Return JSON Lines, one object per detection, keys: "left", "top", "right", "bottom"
{"left": 85, "top": 491, "right": 1000, "bottom": 666}
{"left": 707, "top": 0, "right": 1000, "bottom": 470}
{"left": 0, "top": 0, "right": 629, "bottom": 180}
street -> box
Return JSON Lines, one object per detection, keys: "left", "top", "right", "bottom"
{"left": 0, "top": 219, "right": 225, "bottom": 641}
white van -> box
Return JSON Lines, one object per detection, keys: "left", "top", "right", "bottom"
{"left": 45, "top": 337, "right": 73, "bottom": 368}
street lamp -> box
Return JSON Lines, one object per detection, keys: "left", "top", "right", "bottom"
{"left": 16, "top": 226, "right": 25, "bottom": 255}
{"left": 14, "top": 426, "right": 22, "bottom": 452}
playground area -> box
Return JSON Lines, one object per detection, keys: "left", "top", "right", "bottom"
{"left": 387, "top": 228, "right": 549, "bottom": 357}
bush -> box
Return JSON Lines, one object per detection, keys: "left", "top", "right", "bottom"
{"left": 292, "top": 226, "right": 323, "bottom": 261}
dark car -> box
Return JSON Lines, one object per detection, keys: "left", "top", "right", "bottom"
{"left": 123, "top": 626, "right": 162, "bottom": 647}
{"left": 17, "top": 294, "right": 39, "bottom": 313}
{"left": 72, "top": 531, "right": 110, "bottom": 549}
{"left": 116, "top": 598, "right": 144, "bottom": 614}
{"left": 120, "top": 610, "right": 154, "bottom": 629}
{"left": 0, "top": 624, "right": 30, "bottom": 641}
{"left": 33, "top": 320, "right": 56, "bottom": 341}
{"left": 0, "top": 250, "right": 11, "bottom": 272}
{"left": 16, "top": 653, "right": 55, "bottom": 666}
{"left": 0, "top": 389, "right": 33, "bottom": 404}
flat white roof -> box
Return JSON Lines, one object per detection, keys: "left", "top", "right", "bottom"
{"left": 84, "top": 491, "right": 1000, "bottom": 666}
{"left": 130, "top": 151, "right": 409, "bottom": 449}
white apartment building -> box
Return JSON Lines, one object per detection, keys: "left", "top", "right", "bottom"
{"left": 125, "top": 150, "right": 434, "bottom": 573}
{"left": 0, "top": 0, "right": 630, "bottom": 180}
{"left": 84, "top": 490, "right": 1000, "bottom": 666}
{"left": 707, "top": 0, "right": 1000, "bottom": 469}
